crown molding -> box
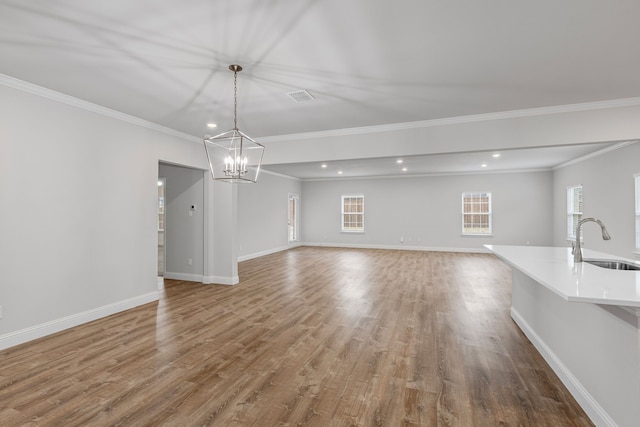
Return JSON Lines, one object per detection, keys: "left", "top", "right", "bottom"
{"left": 0, "top": 73, "right": 202, "bottom": 144}
{"left": 258, "top": 168, "right": 301, "bottom": 181}
{"left": 260, "top": 97, "right": 640, "bottom": 143}
{"left": 5, "top": 72, "right": 640, "bottom": 151}
{"left": 553, "top": 140, "right": 639, "bottom": 170}
{"left": 301, "top": 167, "right": 551, "bottom": 182}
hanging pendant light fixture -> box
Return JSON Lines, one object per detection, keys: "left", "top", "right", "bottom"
{"left": 203, "top": 65, "right": 264, "bottom": 183}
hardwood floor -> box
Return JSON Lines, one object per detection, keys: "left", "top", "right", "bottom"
{"left": 0, "top": 247, "right": 593, "bottom": 426}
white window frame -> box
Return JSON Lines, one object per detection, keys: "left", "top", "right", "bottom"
{"left": 567, "top": 185, "right": 583, "bottom": 241}
{"left": 461, "top": 192, "right": 492, "bottom": 235}
{"left": 288, "top": 193, "right": 299, "bottom": 243}
{"left": 341, "top": 195, "right": 364, "bottom": 233}
{"left": 634, "top": 174, "right": 640, "bottom": 254}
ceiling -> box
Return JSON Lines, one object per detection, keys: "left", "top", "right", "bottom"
{"left": 1, "top": 1, "right": 639, "bottom": 176}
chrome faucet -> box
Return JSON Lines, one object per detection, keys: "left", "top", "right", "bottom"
{"left": 573, "top": 217, "right": 611, "bottom": 262}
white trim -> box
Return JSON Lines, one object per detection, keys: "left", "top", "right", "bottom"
{"left": 163, "top": 272, "right": 203, "bottom": 282}
{"left": 163, "top": 271, "right": 239, "bottom": 286}
{"left": 461, "top": 191, "right": 492, "bottom": 235}
{"left": 202, "top": 275, "right": 239, "bottom": 286}
{"left": 566, "top": 185, "right": 583, "bottom": 240}
{"left": 260, "top": 98, "right": 640, "bottom": 143}
{"left": 341, "top": 194, "right": 365, "bottom": 232}
{"left": 635, "top": 173, "right": 640, "bottom": 254}
{"left": 260, "top": 168, "right": 302, "bottom": 181}
{"left": 288, "top": 193, "right": 300, "bottom": 244}
{"left": 301, "top": 168, "right": 551, "bottom": 182}
{"left": 510, "top": 307, "right": 616, "bottom": 427}
{"left": 0, "top": 73, "right": 201, "bottom": 144}
{"left": 554, "top": 140, "right": 638, "bottom": 170}
{"left": 0, "top": 291, "right": 159, "bottom": 351}
{"left": 301, "top": 242, "right": 490, "bottom": 254}
{"left": 5, "top": 72, "right": 640, "bottom": 151}
{"left": 238, "top": 245, "right": 298, "bottom": 262}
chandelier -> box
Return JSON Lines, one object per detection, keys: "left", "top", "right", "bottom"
{"left": 203, "top": 65, "right": 265, "bottom": 183}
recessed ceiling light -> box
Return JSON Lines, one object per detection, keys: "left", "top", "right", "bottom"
{"left": 481, "top": 163, "right": 488, "bottom": 168}
{"left": 338, "top": 171, "right": 343, "bottom": 175}
{"left": 396, "top": 159, "right": 403, "bottom": 164}
{"left": 492, "top": 153, "right": 501, "bottom": 158}
{"left": 321, "top": 164, "right": 328, "bottom": 168}
{"left": 207, "top": 123, "right": 217, "bottom": 128}
{"left": 402, "top": 167, "right": 408, "bottom": 172}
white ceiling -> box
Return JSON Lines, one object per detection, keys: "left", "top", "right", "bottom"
{"left": 1, "top": 0, "right": 639, "bottom": 176}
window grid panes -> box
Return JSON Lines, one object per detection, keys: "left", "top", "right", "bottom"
{"left": 462, "top": 192, "right": 491, "bottom": 234}
{"left": 342, "top": 195, "right": 364, "bottom": 232}
{"left": 288, "top": 194, "right": 298, "bottom": 242}
{"left": 567, "top": 185, "right": 583, "bottom": 240}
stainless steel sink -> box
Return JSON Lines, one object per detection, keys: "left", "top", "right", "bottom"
{"left": 584, "top": 259, "right": 640, "bottom": 271}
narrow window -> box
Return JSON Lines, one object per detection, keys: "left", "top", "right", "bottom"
{"left": 635, "top": 174, "right": 640, "bottom": 252}
{"left": 288, "top": 193, "right": 299, "bottom": 242}
{"left": 462, "top": 192, "right": 492, "bottom": 234}
{"left": 567, "top": 185, "right": 583, "bottom": 240}
{"left": 341, "top": 195, "right": 364, "bottom": 232}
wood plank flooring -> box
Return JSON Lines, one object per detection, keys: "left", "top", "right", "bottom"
{"left": 0, "top": 247, "right": 593, "bottom": 426}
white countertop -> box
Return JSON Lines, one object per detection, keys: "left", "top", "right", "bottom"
{"left": 485, "top": 245, "right": 640, "bottom": 308}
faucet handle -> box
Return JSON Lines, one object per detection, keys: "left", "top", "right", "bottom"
{"left": 571, "top": 242, "right": 575, "bottom": 255}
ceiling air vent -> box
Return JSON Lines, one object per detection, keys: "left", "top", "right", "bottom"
{"left": 287, "top": 89, "right": 315, "bottom": 102}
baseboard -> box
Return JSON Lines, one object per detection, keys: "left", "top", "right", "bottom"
{"left": 0, "top": 291, "right": 159, "bottom": 351}
{"left": 300, "top": 242, "right": 490, "bottom": 253}
{"left": 164, "top": 272, "right": 239, "bottom": 286}
{"left": 164, "top": 272, "right": 203, "bottom": 282}
{"left": 510, "top": 307, "right": 616, "bottom": 427}
{"left": 202, "top": 275, "right": 239, "bottom": 286}
{"left": 238, "top": 244, "right": 301, "bottom": 262}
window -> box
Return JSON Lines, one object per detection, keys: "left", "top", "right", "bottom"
{"left": 342, "top": 195, "right": 364, "bottom": 232}
{"left": 567, "top": 185, "right": 583, "bottom": 240}
{"left": 462, "top": 192, "right": 492, "bottom": 234}
{"left": 288, "top": 193, "right": 299, "bottom": 242}
{"left": 635, "top": 174, "right": 640, "bottom": 252}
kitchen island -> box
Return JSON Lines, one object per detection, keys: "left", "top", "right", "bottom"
{"left": 486, "top": 245, "right": 640, "bottom": 427}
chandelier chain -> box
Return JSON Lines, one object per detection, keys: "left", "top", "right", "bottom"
{"left": 233, "top": 69, "right": 238, "bottom": 130}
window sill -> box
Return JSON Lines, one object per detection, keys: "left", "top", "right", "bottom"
{"left": 341, "top": 230, "right": 365, "bottom": 234}
{"left": 461, "top": 234, "right": 493, "bottom": 237}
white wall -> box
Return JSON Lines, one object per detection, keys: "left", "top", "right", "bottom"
{"left": 159, "top": 163, "right": 205, "bottom": 281}
{"left": 301, "top": 170, "right": 553, "bottom": 251}
{"left": 0, "top": 82, "right": 211, "bottom": 348}
{"left": 553, "top": 142, "right": 640, "bottom": 258}
{"left": 237, "top": 171, "right": 302, "bottom": 260}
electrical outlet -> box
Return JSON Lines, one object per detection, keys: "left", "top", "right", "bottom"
{"left": 188, "top": 258, "right": 193, "bottom": 266}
